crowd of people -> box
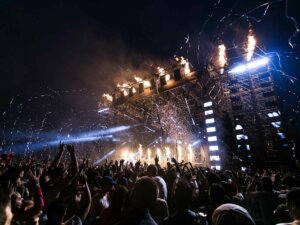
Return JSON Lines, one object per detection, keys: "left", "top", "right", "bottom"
{"left": 0, "top": 143, "right": 300, "bottom": 225}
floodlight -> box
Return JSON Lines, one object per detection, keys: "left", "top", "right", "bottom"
{"left": 229, "top": 57, "right": 269, "bottom": 74}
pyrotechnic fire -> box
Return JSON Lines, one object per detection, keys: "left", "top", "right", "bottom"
{"left": 246, "top": 30, "right": 256, "bottom": 61}
{"left": 117, "top": 83, "right": 130, "bottom": 96}
{"left": 129, "top": 152, "right": 135, "bottom": 163}
{"left": 176, "top": 56, "right": 191, "bottom": 75}
{"left": 102, "top": 93, "right": 113, "bottom": 102}
{"left": 178, "top": 145, "right": 182, "bottom": 162}
{"left": 157, "top": 67, "right": 171, "bottom": 82}
{"left": 166, "top": 147, "right": 170, "bottom": 160}
{"left": 139, "top": 144, "right": 142, "bottom": 160}
{"left": 134, "top": 76, "right": 151, "bottom": 88}
{"left": 157, "top": 67, "right": 166, "bottom": 76}
{"left": 188, "top": 144, "right": 193, "bottom": 163}
{"left": 117, "top": 83, "right": 130, "bottom": 88}
{"left": 122, "top": 150, "right": 128, "bottom": 162}
{"left": 165, "top": 74, "right": 171, "bottom": 81}
{"left": 134, "top": 76, "right": 143, "bottom": 83}
{"left": 218, "top": 44, "right": 226, "bottom": 74}
{"left": 157, "top": 148, "right": 162, "bottom": 161}
{"left": 148, "top": 148, "right": 151, "bottom": 164}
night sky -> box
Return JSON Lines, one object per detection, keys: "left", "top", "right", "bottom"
{"left": 1, "top": 0, "right": 300, "bottom": 152}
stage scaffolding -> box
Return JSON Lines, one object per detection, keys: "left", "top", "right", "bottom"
{"left": 102, "top": 63, "right": 293, "bottom": 169}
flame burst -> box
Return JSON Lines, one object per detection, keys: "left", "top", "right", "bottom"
{"left": 134, "top": 76, "right": 151, "bottom": 88}
{"left": 102, "top": 93, "right": 113, "bottom": 102}
{"left": 139, "top": 144, "right": 143, "bottom": 160}
{"left": 176, "top": 56, "right": 191, "bottom": 75}
{"left": 157, "top": 67, "right": 171, "bottom": 81}
{"left": 246, "top": 31, "right": 256, "bottom": 61}
{"left": 218, "top": 44, "right": 226, "bottom": 74}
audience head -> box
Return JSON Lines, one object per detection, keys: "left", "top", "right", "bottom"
{"left": 212, "top": 203, "right": 255, "bottom": 225}
{"left": 130, "top": 176, "right": 158, "bottom": 210}
{"left": 286, "top": 187, "right": 300, "bottom": 220}
{"left": 261, "top": 176, "right": 273, "bottom": 191}
{"left": 46, "top": 200, "right": 67, "bottom": 225}
{"left": 174, "top": 179, "right": 193, "bottom": 211}
{"left": 147, "top": 164, "right": 158, "bottom": 177}
{"left": 209, "top": 183, "right": 227, "bottom": 206}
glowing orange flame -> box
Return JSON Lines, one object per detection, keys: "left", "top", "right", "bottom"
{"left": 165, "top": 147, "right": 170, "bottom": 159}
{"left": 176, "top": 56, "right": 191, "bottom": 75}
{"left": 218, "top": 44, "right": 226, "bottom": 74}
{"left": 157, "top": 67, "right": 166, "bottom": 76}
{"left": 134, "top": 76, "right": 151, "bottom": 88}
{"left": 188, "top": 144, "right": 193, "bottom": 163}
{"left": 117, "top": 83, "right": 130, "bottom": 88}
{"left": 139, "top": 144, "right": 143, "bottom": 160}
{"left": 148, "top": 148, "right": 151, "bottom": 164}
{"left": 157, "top": 148, "right": 161, "bottom": 161}
{"left": 134, "top": 76, "right": 143, "bottom": 83}
{"left": 123, "top": 150, "right": 128, "bottom": 162}
{"left": 165, "top": 74, "right": 171, "bottom": 81}
{"left": 246, "top": 31, "right": 256, "bottom": 61}
{"left": 102, "top": 93, "right": 113, "bottom": 101}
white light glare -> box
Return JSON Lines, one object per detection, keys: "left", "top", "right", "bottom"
{"left": 210, "top": 155, "right": 220, "bottom": 161}
{"left": 271, "top": 121, "right": 281, "bottom": 128}
{"left": 267, "top": 111, "right": 280, "bottom": 118}
{"left": 207, "top": 127, "right": 216, "bottom": 133}
{"left": 204, "top": 101, "right": 213, "bottom": 107}
{"left": 208, "top": 136, "right": 217, "bottom": 142}
{"left": 277, "top": 132, "right": 286, "bottom": 139}
{"left": 229, "top": 57, "right": 269, "bottom": 74}
{"left": 205, "top": 118, "right": 215, "bottom": 124}
{"left": 209, "top": 145, "right": 219, "bottom": 151}
{"left": 205, "top": 110, "right": 213, "bottom": 115}
{"left": 236, "top": 134, "right": 248, "bottom": 140}
{"left": 98, "top": 108, "right": 109, "bottom": 113}
{"left": 235, "top": 124, "right": 243, "bottom": 130}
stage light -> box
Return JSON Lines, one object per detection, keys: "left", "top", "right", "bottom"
{"left": 277, "top": 132, "right": 285, "bottom": 139}
{"left": 204, "top": 101, "right": 213, "bottom": 107}
{"left": 210, "top": 155, "right": 220, "bottom": 161}
{"left": 208, "top": 136, "right": 217, "bottom": 142}
{"left": 209, "top": 145, "right": 219, "bottom": 151}
{"left": 236, "top": 134, "right": 248, "bottom": 140}
{"left": 246, "top": 145, "right": 250, "bottom": 150}
{"left": 271, "top": 121, "right": 281, "bottom": 128}
{"left": 207, "top": 127, "right": 216, "bottom": 133}
{"left": 94, "top": 149, "right": 116, "bottom": 165}
{"left": 205, "top": 118, "right": 215, "bottom": 124}
{"left": 191, "top": 140, "right": 201, "bottom": 147}
{"left": 204, "top": 110, "right": 213, "bottom": 115}
{"left": 229, "top": 57, "right": 269, "bottom": 74}
{"left": 235, "top": 124, "right": 243, "bottom": 130}
{"left": 267, "top": 111, "right": 280, "bottom": 118}
{"left": 98, "top": 108, "right": 109, "bottom": 113}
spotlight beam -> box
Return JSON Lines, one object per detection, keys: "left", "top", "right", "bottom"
{"left": 229, "top": 57, "right": 269, "bottom": 74}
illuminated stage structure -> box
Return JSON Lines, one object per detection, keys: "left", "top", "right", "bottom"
{"left": 101, "top": 42, "right": 293, "bottom": 169}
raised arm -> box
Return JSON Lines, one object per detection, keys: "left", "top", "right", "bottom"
{"left": 49, "top": 142, "right": 65, "bottom": 170}
{"left": 77, "top": 173, "right": 91, "bottom": 223}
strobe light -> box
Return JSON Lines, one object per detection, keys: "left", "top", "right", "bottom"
{"left": 229, "top": 57, "right": 269, "bottom": 74}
